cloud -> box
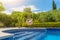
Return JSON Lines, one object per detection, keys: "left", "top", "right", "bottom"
{"left": 11, "top": 5, "right": 39, "bottom": 12}
{"left": 27, "top": 5, "right": 39, "bottom": 11}
{"left": 0, "top": 0, "right": 39, "bottom": 14}
{"left": 1, "top": 11, "right": 11, "bottom": 14}
{"left": 1, "top": 5, "right": 39, "bottom": 14}
{"left": 11, "top": 6, "right": 25, "bottom": 12}
{"left": 0, "top": 0, "right": 30, "bottom": 14}
{"left": 0, "top": 0, "right": 29, "bottom": 7}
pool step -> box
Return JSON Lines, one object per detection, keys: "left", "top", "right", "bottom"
{"left": 13, "top": 32, "right": 33, "bottom": 39}
{"left": 30, "top": 32, "right": 46, "bottom": 40}
{"left": 14, "top": 32, "right": 23, "bottom": 35}
{"left": 17, "top": 32, "right": 39, "bottom": 40}
{"left": 24, "top": 32, "right": 41, "bottom": 40}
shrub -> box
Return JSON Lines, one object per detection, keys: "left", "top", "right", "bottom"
{"left": 0, "top": 22, "right": 4, "bottom": 27}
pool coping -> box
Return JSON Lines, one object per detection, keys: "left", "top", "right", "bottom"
{"left": 0, "top": 27, "right": 20, "bottom": 39}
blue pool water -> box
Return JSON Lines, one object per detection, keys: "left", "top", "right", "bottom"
{"left": 1, "top": 28, "right": 60, "bottom": 40}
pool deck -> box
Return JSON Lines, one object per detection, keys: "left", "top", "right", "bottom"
{"left": 0, "top": 27, "right": 19, "bottom": 39}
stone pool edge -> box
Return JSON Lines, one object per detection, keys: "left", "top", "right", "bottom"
{"left": 0, "top": 27, "right": 20, "bottom": 39}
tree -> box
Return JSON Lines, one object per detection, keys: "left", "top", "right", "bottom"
{"left": 0, "top": 2, "right": 5, "bottom": 11}
{"left": 0, "top": 13, "right": 12, "bottom": 27}
{"left": 52, "top": 0, "right": 57, "bottom": 10}
{"left": 23, "top": 7, "right": 33, "bottom": 22}
{"left": 11, "top": 11, "right": 22, "bottom": 27}
{"left": 23, "top": 7, "right": 32, "bottom": 13}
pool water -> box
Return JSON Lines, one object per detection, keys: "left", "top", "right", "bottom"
{"left": 44, "top": 28, "right": 60, "bottom": 40}
{"left": 1, "top": 28, "right": 60, "bottom": 40}
{"left": 44, "top": 34, "right": 60, "bottom": 40}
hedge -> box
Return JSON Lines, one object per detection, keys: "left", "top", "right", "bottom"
{"left": 22, "top": 22, "right": 60, "bottom": 28}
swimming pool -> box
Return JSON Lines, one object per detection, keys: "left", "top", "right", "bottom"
{"left": 1, "top": 28, "right": 60, "bottom": 40}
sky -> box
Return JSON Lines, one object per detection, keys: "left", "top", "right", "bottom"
{"left": 0, "top": 0, "right": 60, "bottom": 14}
